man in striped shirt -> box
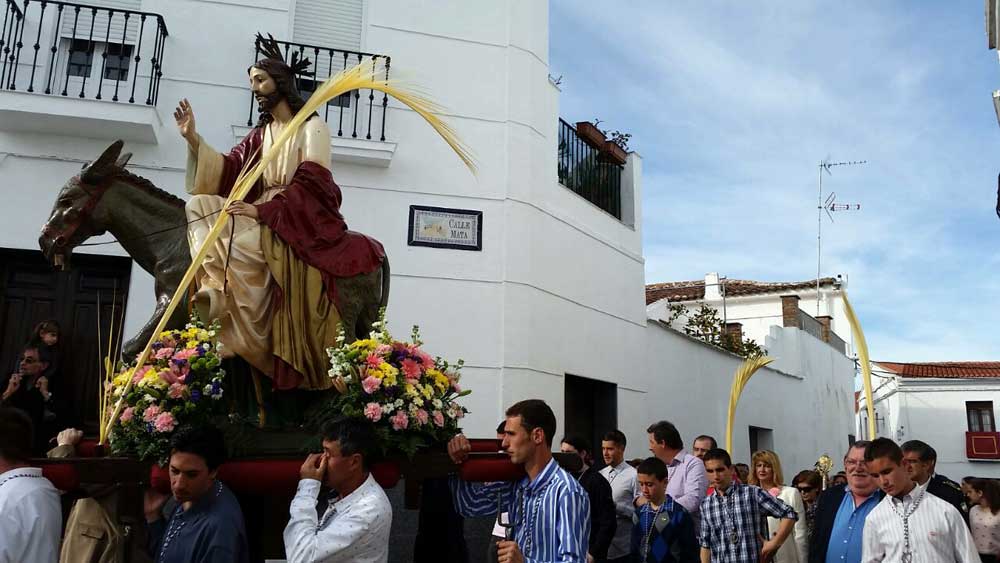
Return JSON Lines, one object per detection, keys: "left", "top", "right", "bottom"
{"left": 448, "top": 399, "right": 591, "bottom": 563}
{"left": 860, "top": 438, "right": 979, "bottom": 563}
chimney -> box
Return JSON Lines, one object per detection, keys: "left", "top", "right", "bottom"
{"left": 704, "top": 273, "right": 721, "bottom": 300}
{"left": 781, "top": 295, "right": 801, "bottom": 329}
{"left": 816, "top": 316, "right": 833, "bottom": 343}
{"left": 724, "top": 322, "right": 743, "bottom": 344}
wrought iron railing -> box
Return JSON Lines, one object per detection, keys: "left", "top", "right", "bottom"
{"left": 557, "top": 118, "right": 622, "bottom": 219}
{"left": 0, "top": 0, "right": 168, "bottom": 105}
{"left": 247, "top": 36, "right": 391, "bottom": 142}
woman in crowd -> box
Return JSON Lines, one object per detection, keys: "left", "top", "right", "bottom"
{"left": 791, "top": 470, "right": 822, "bottom": 539}
{"left": 749, "top": 450, "right": 808, "bottom": 563}
{"left": 968, "top": 478, "right": 1000, "bottom": 563}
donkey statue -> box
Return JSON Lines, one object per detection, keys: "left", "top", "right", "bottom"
{"left": 39, "top": 140, "right": 389, "bottom": 359}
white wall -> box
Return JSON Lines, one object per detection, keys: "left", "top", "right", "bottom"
{"left": 636, "top": 322, "right": 856, "bottom": 472}
{"left": 866, "top": 378, "right": 1000, "bottom": 479}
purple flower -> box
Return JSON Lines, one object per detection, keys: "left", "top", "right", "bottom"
{"left": 191, "top": 389, "right": 202, "bottom": 403}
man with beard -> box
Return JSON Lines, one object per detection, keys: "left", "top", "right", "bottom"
{"left": 808, "top": 441, "right": 882, "bottom": 563}
{"left": 176, "top": 34, "right": 385, "bottom": 392}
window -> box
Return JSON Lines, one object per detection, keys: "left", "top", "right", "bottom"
{"left": 67, "top": 39, "right": 95, "bottom": 77}
{"left": 296, "top": 77, "right": 353, "bottom": 108}
{"left": 103, "top": 43, "right": 134, "bottom": 81}
{"left": 968, "top": 401, "right": 996, "bottom": 432}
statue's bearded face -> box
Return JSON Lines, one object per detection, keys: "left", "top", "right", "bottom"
{"left": 249, "top": 67, "right": 282, "bottom": 113}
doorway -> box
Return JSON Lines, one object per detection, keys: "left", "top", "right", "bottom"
{"left": 0, "top": 248, "right": 131, "bottom": 432}
{"left": 748, "top": 425, "right": 774, "bottom": 454}
{"left": 564, "top": 374, "right": 618, "bottom": 467}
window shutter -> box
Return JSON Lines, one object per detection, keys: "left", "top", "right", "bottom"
{"left": 292, "top": 0, "right": 363, "bottom": 52}
{"left": 60, "top": 0, "right": 142, "bottom": 45}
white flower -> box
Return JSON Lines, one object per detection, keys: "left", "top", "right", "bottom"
{"left": 432, "top": 399, "right": 443, "bottom": 409}
{"left": 143, "top": 394, "right": 156, "bottom": 403}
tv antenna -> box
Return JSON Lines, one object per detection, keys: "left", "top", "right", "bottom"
{"left": 817, "top": 158, "right": 864, "bottom": 316}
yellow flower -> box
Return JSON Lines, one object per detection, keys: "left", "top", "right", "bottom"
{"left": 350, "top": 339, "right": 376, "bottom": 352}
{"left": 382, "top": 372, "right": 397, "bottom": 386}
{"left": 186, "top": 340, "right": 199, "bottom": 349}
{"left": 404, "top": 383, "right": 419, "bottom": 398}
{"left": 421, "top": 384, "right": 433, "bottom": 399}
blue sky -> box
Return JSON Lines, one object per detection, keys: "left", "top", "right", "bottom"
{"left": 550, "top": 2, "right": 1000, "bottom": 362}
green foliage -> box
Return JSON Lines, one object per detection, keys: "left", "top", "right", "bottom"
{"left": 671, "top": 303, "right": 766, "bottom": 359}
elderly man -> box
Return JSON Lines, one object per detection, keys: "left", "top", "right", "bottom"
{"left": 0, "top": 408, "right": 61, "bottom": 563}
{"left": 808, "top": 441, "right": 882, "bottom": 563}
{"left": 284, "top": 417, "right": 392, "bottom": 562}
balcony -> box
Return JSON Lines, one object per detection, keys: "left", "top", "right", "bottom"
{"left": 557, "top": 118, "right": 624, "bottom": 220}
{"left": 0, "top": 0, "right": 168, "bottom": 142}
{"left": 233, "top": 35, "right": 396, "bottom": 168}
{"left": 967, "top": 431, "right": 1000, "bottom": 460}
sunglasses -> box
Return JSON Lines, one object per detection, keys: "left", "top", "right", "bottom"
{"left": 20, "top": 357, "right": 38, "bottom": 364}
{"left": 797, "top": 486, "right": 816, "bottom": 493}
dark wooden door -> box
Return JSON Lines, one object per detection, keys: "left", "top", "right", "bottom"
{"left": 0, "top": 248, "right": 131, "bottom": 433}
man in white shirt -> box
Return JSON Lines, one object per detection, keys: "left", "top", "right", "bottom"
{"left": 600, "top": 429, "right": 637, "bottom": 563}
{"left": 0, "top": 407, "right": 61, "bottom": 563}
{"left": 284, "top": 416, "right": 393, "bottom": 563}
{"left": 861, "top": 437, "right": 979, "bottom": 563}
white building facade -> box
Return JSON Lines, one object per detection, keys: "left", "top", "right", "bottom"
{"left": 0, "top": 0, "right": 854, "bottom": 466}
{"left": 862, "top": 362, "right": 1000, "bottom": 479}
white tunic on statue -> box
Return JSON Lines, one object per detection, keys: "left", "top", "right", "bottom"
{"left": 283, "top": 473, "right": 392, "bottom": 563}
{"left": 0, "top": 467, "right": 62, "bottom": 563}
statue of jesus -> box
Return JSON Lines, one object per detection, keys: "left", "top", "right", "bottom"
{"left": 176, "top": 35, "right": 385, "bottom": 392}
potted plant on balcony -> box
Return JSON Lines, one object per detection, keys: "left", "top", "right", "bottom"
{"left": 598, "top": 129, "right": 630, "bottom": 166}
{"left": 575, "top": 121, "right": 607, "bottom": 149}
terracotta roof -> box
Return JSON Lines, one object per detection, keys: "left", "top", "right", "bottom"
{"left": 875, "top": 361, "right": 1000, "bottom": 379}
{"left": 645, "top": 277, "right": 839, "bottom": 305}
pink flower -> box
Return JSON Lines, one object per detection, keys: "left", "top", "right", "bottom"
{"left": 361, "top": 376, "right": 381, "bottom": 395}
{"left": 169, "top": 363, "right": 190, "bottom": 382}
{"left": 364, "top": 402, "right": 383, "bottom": 422}
{"left": 153, "top": 412, "right": 176, "bottom": 433}
{"left": 142, "top": 405, "right": 162, "bottom": 422}
{"left": 167, "top": 383, "right": 187, "bottom": 399}
{"left": 158, "top": 369, "right": 179, "bottom": 386}
{"left": 416, "top": 349, "right": 435, "bottom": 367}
{"left": 120, "top": 407, "right": 135, "bottom": 423}
{"left": 401, "top": 358, "right": 422, "bottom": 381}
{"left": 131, "top": 366, "right": 152, "bottom": 383}
{"left": 451, "top": 381, "right": 462, "bottom": 393}
{"left": 374, "top": 344, "right": 392, "bottom": 356}
{"left": 365, "top": 354, "right": 383, "bottom": 369}
{"left": 154, "top": 347, "right": 176, "bottom": 360}
{"left": 432, "top": 410, "right": 445, "bottom": 427}
{"left": 172, "top": 348, "right": 198, "bottom": 361}
{"left": 390, "top": 410, "right": 409, "bottom": 431}
{"left": 414, "top": 409, "right": 429, "bottom": 425}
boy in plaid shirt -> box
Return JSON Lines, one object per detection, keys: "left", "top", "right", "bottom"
{"left": 699, "top": 449, "right": 797, "bottom": 563}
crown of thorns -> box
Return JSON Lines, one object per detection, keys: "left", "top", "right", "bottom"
{"left": 254, "top": 32, "right": 313, "bottom": 77}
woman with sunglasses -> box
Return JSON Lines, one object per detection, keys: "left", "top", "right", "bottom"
{"left": 791, "top": 470, "right": 823, "bottom": 539}
{"left": 969, "top": 478, "right": 1000, "bottom": 563}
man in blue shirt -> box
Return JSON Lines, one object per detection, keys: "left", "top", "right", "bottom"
{"left": 448, "top": 399, "right": 591, "bottom": 563}
{"left": 144, "top": 425, "right": 249, "bottom": 563}
{"left": 807, "top": 441, "right": 882, "bottom": 563}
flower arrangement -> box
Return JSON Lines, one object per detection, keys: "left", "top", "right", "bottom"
{"left": 105, "top": 316, "right": 227, "bottom": 464}
{"left": 323, "top": 313, "right": 470, "bottom": 457}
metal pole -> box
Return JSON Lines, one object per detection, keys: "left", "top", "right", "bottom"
{"left": 817, "top": 162, "right": 822, "bottom": 317}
